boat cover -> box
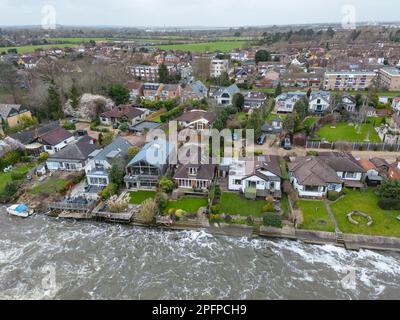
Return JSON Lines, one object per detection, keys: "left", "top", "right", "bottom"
{"left": 15, "top": 204, "right": 28, "bottom": 213}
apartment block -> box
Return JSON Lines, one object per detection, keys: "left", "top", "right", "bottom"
{"left": 378, "top": 67, "right": 400, "bottom": 91}
{"left": 323, "top": 71, "right": 377, "bottom": 91}
{"left": 210, "top": 59, "right": 229, "bottom": 78}
{"left": 130, "top": 65, "right": 159, "bottom": 82}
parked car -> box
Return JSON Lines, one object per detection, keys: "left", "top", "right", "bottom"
{"left": 257, "top": 134, "right": 267, "bottom": 145}
{"left": 283, "top": 136, "right": 292, "bottom": 150}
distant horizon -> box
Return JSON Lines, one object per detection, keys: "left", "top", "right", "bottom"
{"left": 1, "top": 20, "right": 400, "bottom": 30}
{"left": 1, "top": 0, "right": 400, "bottom": 28}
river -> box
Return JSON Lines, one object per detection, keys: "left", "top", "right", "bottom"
{"left": 0, "top": 208, "right": 399, "bottom": 300}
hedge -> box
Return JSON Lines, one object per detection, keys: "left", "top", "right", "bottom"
{"left": 378, "top": 198, "right": 400, "bottom": 210}
{"left": 160, "top": 106, "right": 183, "bottom": 123}
{"left": 263, "top": 212, "right": 282, "bottom": 228}
{"left": 327, "top": 191, "right": 341, "bottom": 201}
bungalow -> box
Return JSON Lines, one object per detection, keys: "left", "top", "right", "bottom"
{"left": 220, "top": 155, "right": 282, "bottom": 199}
{"left": 0, "top": 104, "right": 33, "bottom": 129}
{"left": 37, "top": 127, "right": 75, "bottom": 155}
{"left": 176, "top": 110, "right": 218, "bottom": 131}
{"left": 244, "top": 92, "right": 267, "bottom": 109}
{"left": 181, "top": 80, "right": 208, "bottom": 102}
{"left": 125, "top": 138, "right": 173, "bottom": 190}
{"left": 85, "top": 137, "right": 132, "bottom": 187}
{"left": 213, "top": 84, "right": 241, "bottom": 106}
{"left": 275, "top": 91, "right": 307, "bottom": 113}
{"left": 46, "top": 140, "right": 100, "bottom": 171}
{"left": 309, "top": 91, "right": 331, "bottom": 114}
{"left": 289, "top": 153, "right": 365, "bottom": 198}
{"left": 100, "top": 105, "right": 147, "bottom": 126}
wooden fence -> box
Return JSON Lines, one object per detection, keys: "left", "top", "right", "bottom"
{"left": 305, "top": 140, "right": 400, "bottom": 152}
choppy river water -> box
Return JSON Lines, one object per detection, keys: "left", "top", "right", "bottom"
{"left": 0, "top": 209, "right": 399, "bottom": 300}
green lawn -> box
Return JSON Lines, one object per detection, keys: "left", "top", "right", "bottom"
{"left": 153, "top": 41, "right": 247, "bottom": 52}
{"left": 316, "top": 122, "right": 381, "bottom": 142}
{"left": 297, "top": 200, "right": 335, "bottom": 232}
{"left": 219, "top": 192, "right": 267, "bottom": 217}
{"left": 129, "top": 191, "right": 156, "bottom": 204}
{"left": 0, "top": 164, "right": 35, "bottom": 193}
{"left": 0, "top": 43, "right": 78, "bottom": 54}
{"left": 165, "top": 197, "right": 208, "bottom": 213}
{"left": 266, "top": 113, "right": 287, "bottom": 122}
{"left": 29, "top": 177, "right": 69, "bottom": 195}
{"left": 330, "top": 189, "right": 400, "bottom": 237}
{"left": 280, "top": 194, "right": 291, "bottom": 221}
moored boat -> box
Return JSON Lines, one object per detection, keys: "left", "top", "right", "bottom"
{"left": 6, "top": 204, "right": 34, "bottom": 218}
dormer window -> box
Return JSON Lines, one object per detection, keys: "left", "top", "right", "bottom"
{"left": 189, "top": 167, "right": 198, "bottom": 175}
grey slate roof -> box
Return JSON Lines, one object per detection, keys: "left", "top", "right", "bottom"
{"left": 127, "top": 138, "right": 173, "bottom": 169}
{"left": 94, "top": 137, "right": 132, "bottom": 164}
{"left": 48, "top": 141, "right": 100, "bottom": 161}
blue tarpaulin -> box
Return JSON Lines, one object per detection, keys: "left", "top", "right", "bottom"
{"left": 15, "top": 204, "right": 28, "bottom": 213}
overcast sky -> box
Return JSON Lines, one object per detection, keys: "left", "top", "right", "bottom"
{"left": 1, "top": 0, "right": 399, "bottom": 27}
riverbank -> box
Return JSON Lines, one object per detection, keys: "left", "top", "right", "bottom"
{"left": 40, "top": 208, "right": 400, "bottom": 253}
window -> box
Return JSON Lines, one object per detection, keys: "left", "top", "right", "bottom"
{"left": 305, "top": 185, "right": 320, "bottom": 192}
{"left": 234, "top": 179, "right": 242, "bottom": 185}
{"left": 345, "top": 172, "right": 357, "bottom": 179}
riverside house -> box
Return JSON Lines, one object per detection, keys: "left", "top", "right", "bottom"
{"left": 85, "top": 137, "right": 132, "bottom": 187}
{"left": 37, "top": 127, "right": 75, "bottom": 155}
{"left": 309, "top": 91, "right": 331, "bottom": 114}
{"left": 275, "top": 91, "right": 307, "bottom": 113}
{"left": 289, "top": 153, "right": 365, "bottom": 198}
{"left": 46, "top": 140, "right": 101, "bottom": 171}
{"left": 212, "top": 84, "right": 240, "bottom": 105}
{"left": 100, "top": 105, "right": 148, "bottom": 127}
{"left": 125, "top": 138, "right": 174, "bottom": 190}
{"left": 220, "top": 155, "right": 282, "bottom": 199}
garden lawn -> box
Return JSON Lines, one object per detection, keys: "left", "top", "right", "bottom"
{"left": 153, "top": 41, "right": 247, "bottom": 52}
{"left": 316, "top": 122, "right": 381, "bottom": 142}
{"left": 165, "top": 197, "right": 208, "bottom": 213}
{"left": 129, "top": 191, "right": 155, "bottom": 204}
{"left": 297, "top": 200, "right": 335, "bottom": 232}
{"left": 29, "top": 177, "right": 69, "bottom": 195}
{"left": 219, "top": 192, "right": 266, "bottom": 217}
{"left": 330, "top": 189, "right": 400, "bottom": 237}
{"left": 304, "top": 116, "right": 318, "bottom": 127}
{"left": 0, "top": 164, "right": 35, "bottom": 193}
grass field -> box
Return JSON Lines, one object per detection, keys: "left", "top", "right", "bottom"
{"left": 153, "top": 41, "right": 247, "bottom": 52}
{"left": 129, "top": 191, "right": 156, "bottom": 204}
{"left": 0, "top": 43, "right": 78, "bottom": 54}
{"left": 29, "top": 177, "right": 69, "bottom": 195}
{"left": 219, "top": 192, "right": 267, "bottom": 217}
{"left": 297, "top": 200, "right": 335, "bottom": 232}
{"left": 165, "top": 197, "right": 208, "bottom": 213}
{"left": 49, "top": 37, "right": 110, "bottom": 43}
{"left": 316, "top": 122, "right": 381, "bottom": 143}
{"left": 330, "top": 189, "right": 400, "bottom": 237}
{"left": 0, "top": 164, "right": 35, "bottom": 193}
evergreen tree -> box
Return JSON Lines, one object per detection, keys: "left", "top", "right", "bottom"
{"left": 47, "top": 83, "right": 62, "bottom": 120}
{"left": 158, "top": 63, "right": 169, "bottom": 83}
{"left": 70, "top": 83, "right": 80, "bottom": 110}
{"left": 275, "top": 82, "right": 282, "bottom": 97}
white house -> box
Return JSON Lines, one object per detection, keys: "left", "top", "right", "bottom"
{"left": 85, "top": 137, "right": 132, "bottom": 187}
{"left": 210, "top": 59, "right": 229, "bottom": 78}
{"left": 309, "top": 91, "right": 331, "bottom": 114}
{"left": 275, "top": 91, "right": 307, "bottom": 113}
{"left": 212, "top": 84, "right": 241, "bottom": 106}
{"left": 220, "top": 155, "right": 282, "bottom": 198}
{"left": 392, "top": 97, "right": 400, "bottom": 113}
